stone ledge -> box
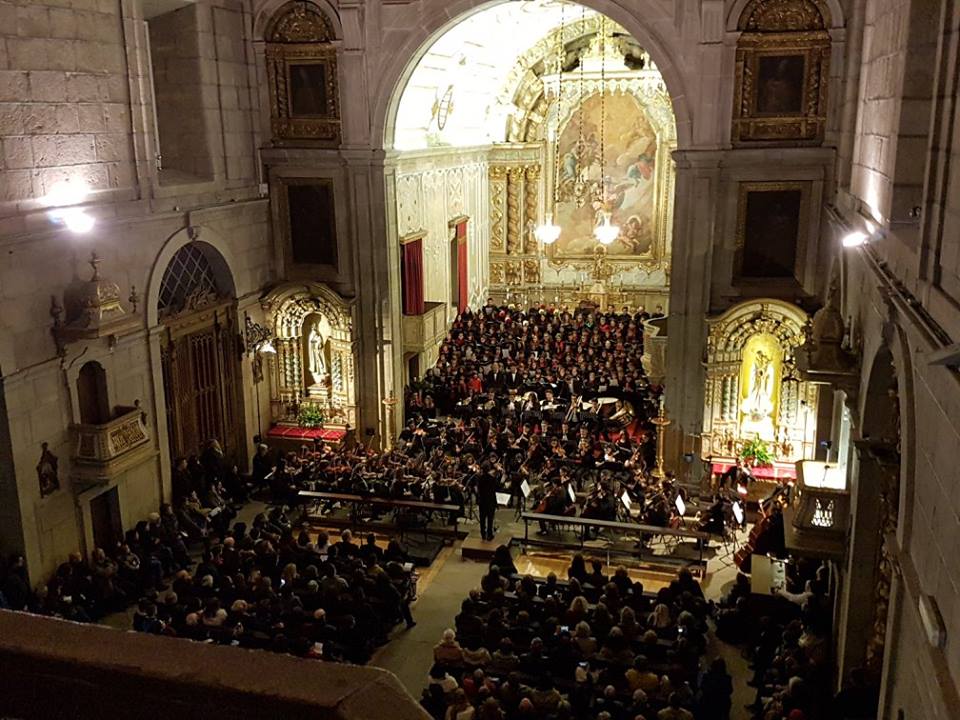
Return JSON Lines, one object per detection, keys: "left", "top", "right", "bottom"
{"left": 0, "top": 610, "right": 430, "bottom": 720}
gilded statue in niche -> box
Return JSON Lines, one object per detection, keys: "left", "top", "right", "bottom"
{"left": 554, "top": 92, "right": 658, "bottom": 257}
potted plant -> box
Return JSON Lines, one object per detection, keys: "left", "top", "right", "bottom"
{"left": 741, "top": 438, "right": 773, "bottom": 468}
{"left": 297, "top": 404, "right": 326, "bottom": 429}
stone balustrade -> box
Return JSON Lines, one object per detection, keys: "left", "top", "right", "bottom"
{"left": 72, "top": 405, "right": 153, "bottom": 484}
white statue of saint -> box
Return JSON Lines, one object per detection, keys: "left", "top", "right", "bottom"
{"left": 307, "top": 325, "right": 327, "bottom": 385}
{"left": 742, "top": 349, "right": 774, "bottom": 422}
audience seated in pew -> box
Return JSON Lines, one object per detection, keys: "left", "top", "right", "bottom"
{"left": 421, "top": 551, "right": 730, "bottom": 720}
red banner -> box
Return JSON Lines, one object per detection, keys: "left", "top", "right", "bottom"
{"left": 401, "top": 236, "right": 425, "bottom": 315}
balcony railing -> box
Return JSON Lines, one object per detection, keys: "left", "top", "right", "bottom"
{"left": 72, "top": 406, "right": 153, "bottom": 483}
{"left": 402, "top": 300, "right": 448, "bottom": 353}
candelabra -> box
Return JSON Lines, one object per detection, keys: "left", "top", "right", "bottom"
{"left": 382, "top": 392, "right": 399, "bottom": 450}
{"left": 650, "top": 400, "right": 671, "bottom": 479}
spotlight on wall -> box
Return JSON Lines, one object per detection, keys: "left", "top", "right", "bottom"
{"left": 841, "top": 231, "right": 868, "bottom": 248}
{"left": 62, "top": 210, "right": 96, "bottom": 233}
{"left": 45, "top": 179, "right": 96, "bottom": 234}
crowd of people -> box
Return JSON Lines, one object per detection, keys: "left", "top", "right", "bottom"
{"left": 258, "top": 303, "right": 730, "bottom": 547}
{"left": 421, "top": 551, "right": 732, "bottom": 720}
{"left": 0, "top": 440, "right": 418, "bottom": 666}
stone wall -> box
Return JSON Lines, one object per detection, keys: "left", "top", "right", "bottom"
{"left": 837, "top": 0, "right": 960, "bottom": 716}
{"left": 0, "top": 609, "right": 430, "bottom": 720}
{"left": 0, "top": 0, "right": 269, "bottom": 582}
{"left": 0, "top": 0, "right": 135, "bottom": 211}
{"left": 394, "top": 147, "right": 490, "bottom": 314}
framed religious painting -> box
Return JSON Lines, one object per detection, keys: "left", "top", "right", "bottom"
{"left": 278, "top": 178, "right": 339, "bottom": 270}
{"left": 732, "top": 0, "right": 832, "bottom": 145}
{"left": 544, "top": 87, "right": 676, "bottom": 272}
{"left": 265, "top": 1, "right": 341, "bottom": 145}
{"left": 734, "top": 182, "right": 811, "bottom": 281}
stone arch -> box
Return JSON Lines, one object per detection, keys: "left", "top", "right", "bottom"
{"left": 858, "top": 322, "right": 915, "bottom": 545}
{"left": 146, "top": 227, "right": 240, "bottom": 328}
{"left": 375, "top": 0, "right": 694, "bottom": 152}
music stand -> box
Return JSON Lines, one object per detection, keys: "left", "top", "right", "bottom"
{"left": 674, "top": 496, "right": 686, "bottom": 516}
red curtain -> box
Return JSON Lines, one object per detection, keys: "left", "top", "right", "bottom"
{"left": 401, "top": 237, "right": 424, "bottom": 316}
{"left": 456, "top": 220, "right": 468, "bottom": 313}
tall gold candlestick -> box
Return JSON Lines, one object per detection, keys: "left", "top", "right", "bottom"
{"left": 650, "top": 400, "right": 671, "bottom": 478}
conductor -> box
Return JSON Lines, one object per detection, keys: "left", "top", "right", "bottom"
{"left": 477, "top": 456, "right": 500, "bottom": 542}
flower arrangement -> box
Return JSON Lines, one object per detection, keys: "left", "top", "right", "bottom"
{"left": 297, "top": 404, "right": 326, "bottom": 428}
{"left": 741, "top": 438, "right": 773, "bottom": 467}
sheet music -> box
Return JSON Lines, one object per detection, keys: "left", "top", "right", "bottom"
{"left": 674, "top": 496, "right": 686, "bottom": 516}
{"left": 732, "top": 501, "right": 745, "bottom": 525}
{"left": 621, "top": 490, "right": 632, "bottom": 511}
{"left": 520, "top": 479, "right": 531, "bottom": 498}
{"left": 495, "top": 492, "right": 511, "bottom": 506}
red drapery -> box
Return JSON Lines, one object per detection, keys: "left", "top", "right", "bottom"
{"left": 455, "top": 220, "right": 468, "bottom": 313}
{"left": 401, "top": 237, "right": 425, "bottom": 315}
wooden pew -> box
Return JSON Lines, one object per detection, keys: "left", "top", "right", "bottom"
{"left": 298, "top": 490, "right": 462, "bottom": 538}
{"left": 519, "top": 511, "right": 715, "bottom": 576}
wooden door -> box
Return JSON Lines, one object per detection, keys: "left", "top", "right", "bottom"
{"left": 90, "top": 487, "right": 122, "bottom": 552}
{"left": 161, "top": 308, "right": 244, "bottom": 467}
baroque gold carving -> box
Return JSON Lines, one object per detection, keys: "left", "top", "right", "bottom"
{"left": 506, "top": 167, "right": 523, "bottom": 255}
{"left": 733, "top": 0, "right": 830, "bottom": 145}
{"left": 490, "top": 262, "right": 505, "bottom": 284}
{"left": 265, "top": 2, "right": 340, "bottom": 145}
{"left": 738, "top": 0, "right": 829, "bottom": 32}
{"left": 522, "top": 259, "right": 540, "bottom": 284}
{"left": 504, "top": 261, "right": 522, "bottom": 285}
{"left": 523, "top": 165, "right": 540, "bottom": 254}
{"left": 267, "top": 1, "right": 335, "bottom": 42}
{"left": 489, "top": 166, "right": 507, "bottom": 252}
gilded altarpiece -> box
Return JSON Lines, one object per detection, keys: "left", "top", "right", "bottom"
{"left": 488, "top": 19, "right": 674, "bottom": 305}
{"left": 732, "top": 0, "right": 831, "bottom": 145}
{"left": 265, "top": 1, "right": 341, "bottom": 145}
{"left": 261, "top": 283, "right": 357, "bottom": 429}
{"left": 487, "top": 144, "right": 544, "bottom": 293}
{"left": 702, "top": 300, "right": 818, "bottom": 462}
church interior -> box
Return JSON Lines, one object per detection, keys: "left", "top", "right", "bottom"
{"left": 0, "top": 0, "right": 958, "bottom": 718}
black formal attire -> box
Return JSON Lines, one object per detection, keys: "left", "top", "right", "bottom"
{"left": 477, "top": 471, "right": 499, "bottom": 541}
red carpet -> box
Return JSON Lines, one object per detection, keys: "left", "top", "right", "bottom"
{"left": 266, "top": 426, "right": 346, "bottom": 441}
{"left": 711, "top": 459, "right": 797, "bottom": 481}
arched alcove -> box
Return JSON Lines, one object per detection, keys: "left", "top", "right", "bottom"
{"left": 77, "top": 361, "right": 110, "bottom": 426}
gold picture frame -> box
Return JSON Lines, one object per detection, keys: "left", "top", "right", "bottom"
{"left": 732, "top": 0, "right": 831, "bottom": 145}
{"left": 265, "top": 2, "right": 340, "bottom": 145}
{"left": 734, "top": 181, "right": 811, "bottom": 282}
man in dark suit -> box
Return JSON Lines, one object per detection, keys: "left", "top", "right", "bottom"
{"left": 486, "top": 361, "right": 505, "bottom": 391}
{"left": 477, "top": 453, "right": 500, "bottom": 541}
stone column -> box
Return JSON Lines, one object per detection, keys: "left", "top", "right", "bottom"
{"left": 341, "top": 148, "right": 402, "bottom": 447}
{"left": 664, "top": 150, "right": 723, "bottom": 472}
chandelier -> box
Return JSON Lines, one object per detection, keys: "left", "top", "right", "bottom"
{"left": 592, "top": 16, "right": 620, "bottom": 246}
{"left": 534, "top": 3, "right": 566, "bottom": 247}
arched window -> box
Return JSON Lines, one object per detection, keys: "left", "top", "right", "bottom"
{"left": 77, "top": 361, "right": 110, "bottom": 425}
{"left": 157, "top": 243, "right": 225, "bottom": 317}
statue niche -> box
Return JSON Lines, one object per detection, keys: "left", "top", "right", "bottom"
{"left": 738, "top": 334, "right": 783, "bottom": 442}
{"left": 303, "top": 312, "right": 332, "bottom": 398}
{"left": 262, "top": 283, "right": 357, "bottom": 430}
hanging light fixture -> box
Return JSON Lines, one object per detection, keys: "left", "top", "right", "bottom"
{"left": 592, "top": 17, "right": 620, "bottom": 246}
{"left": 534, "top": 2, "right": 567, "bottom": 246}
